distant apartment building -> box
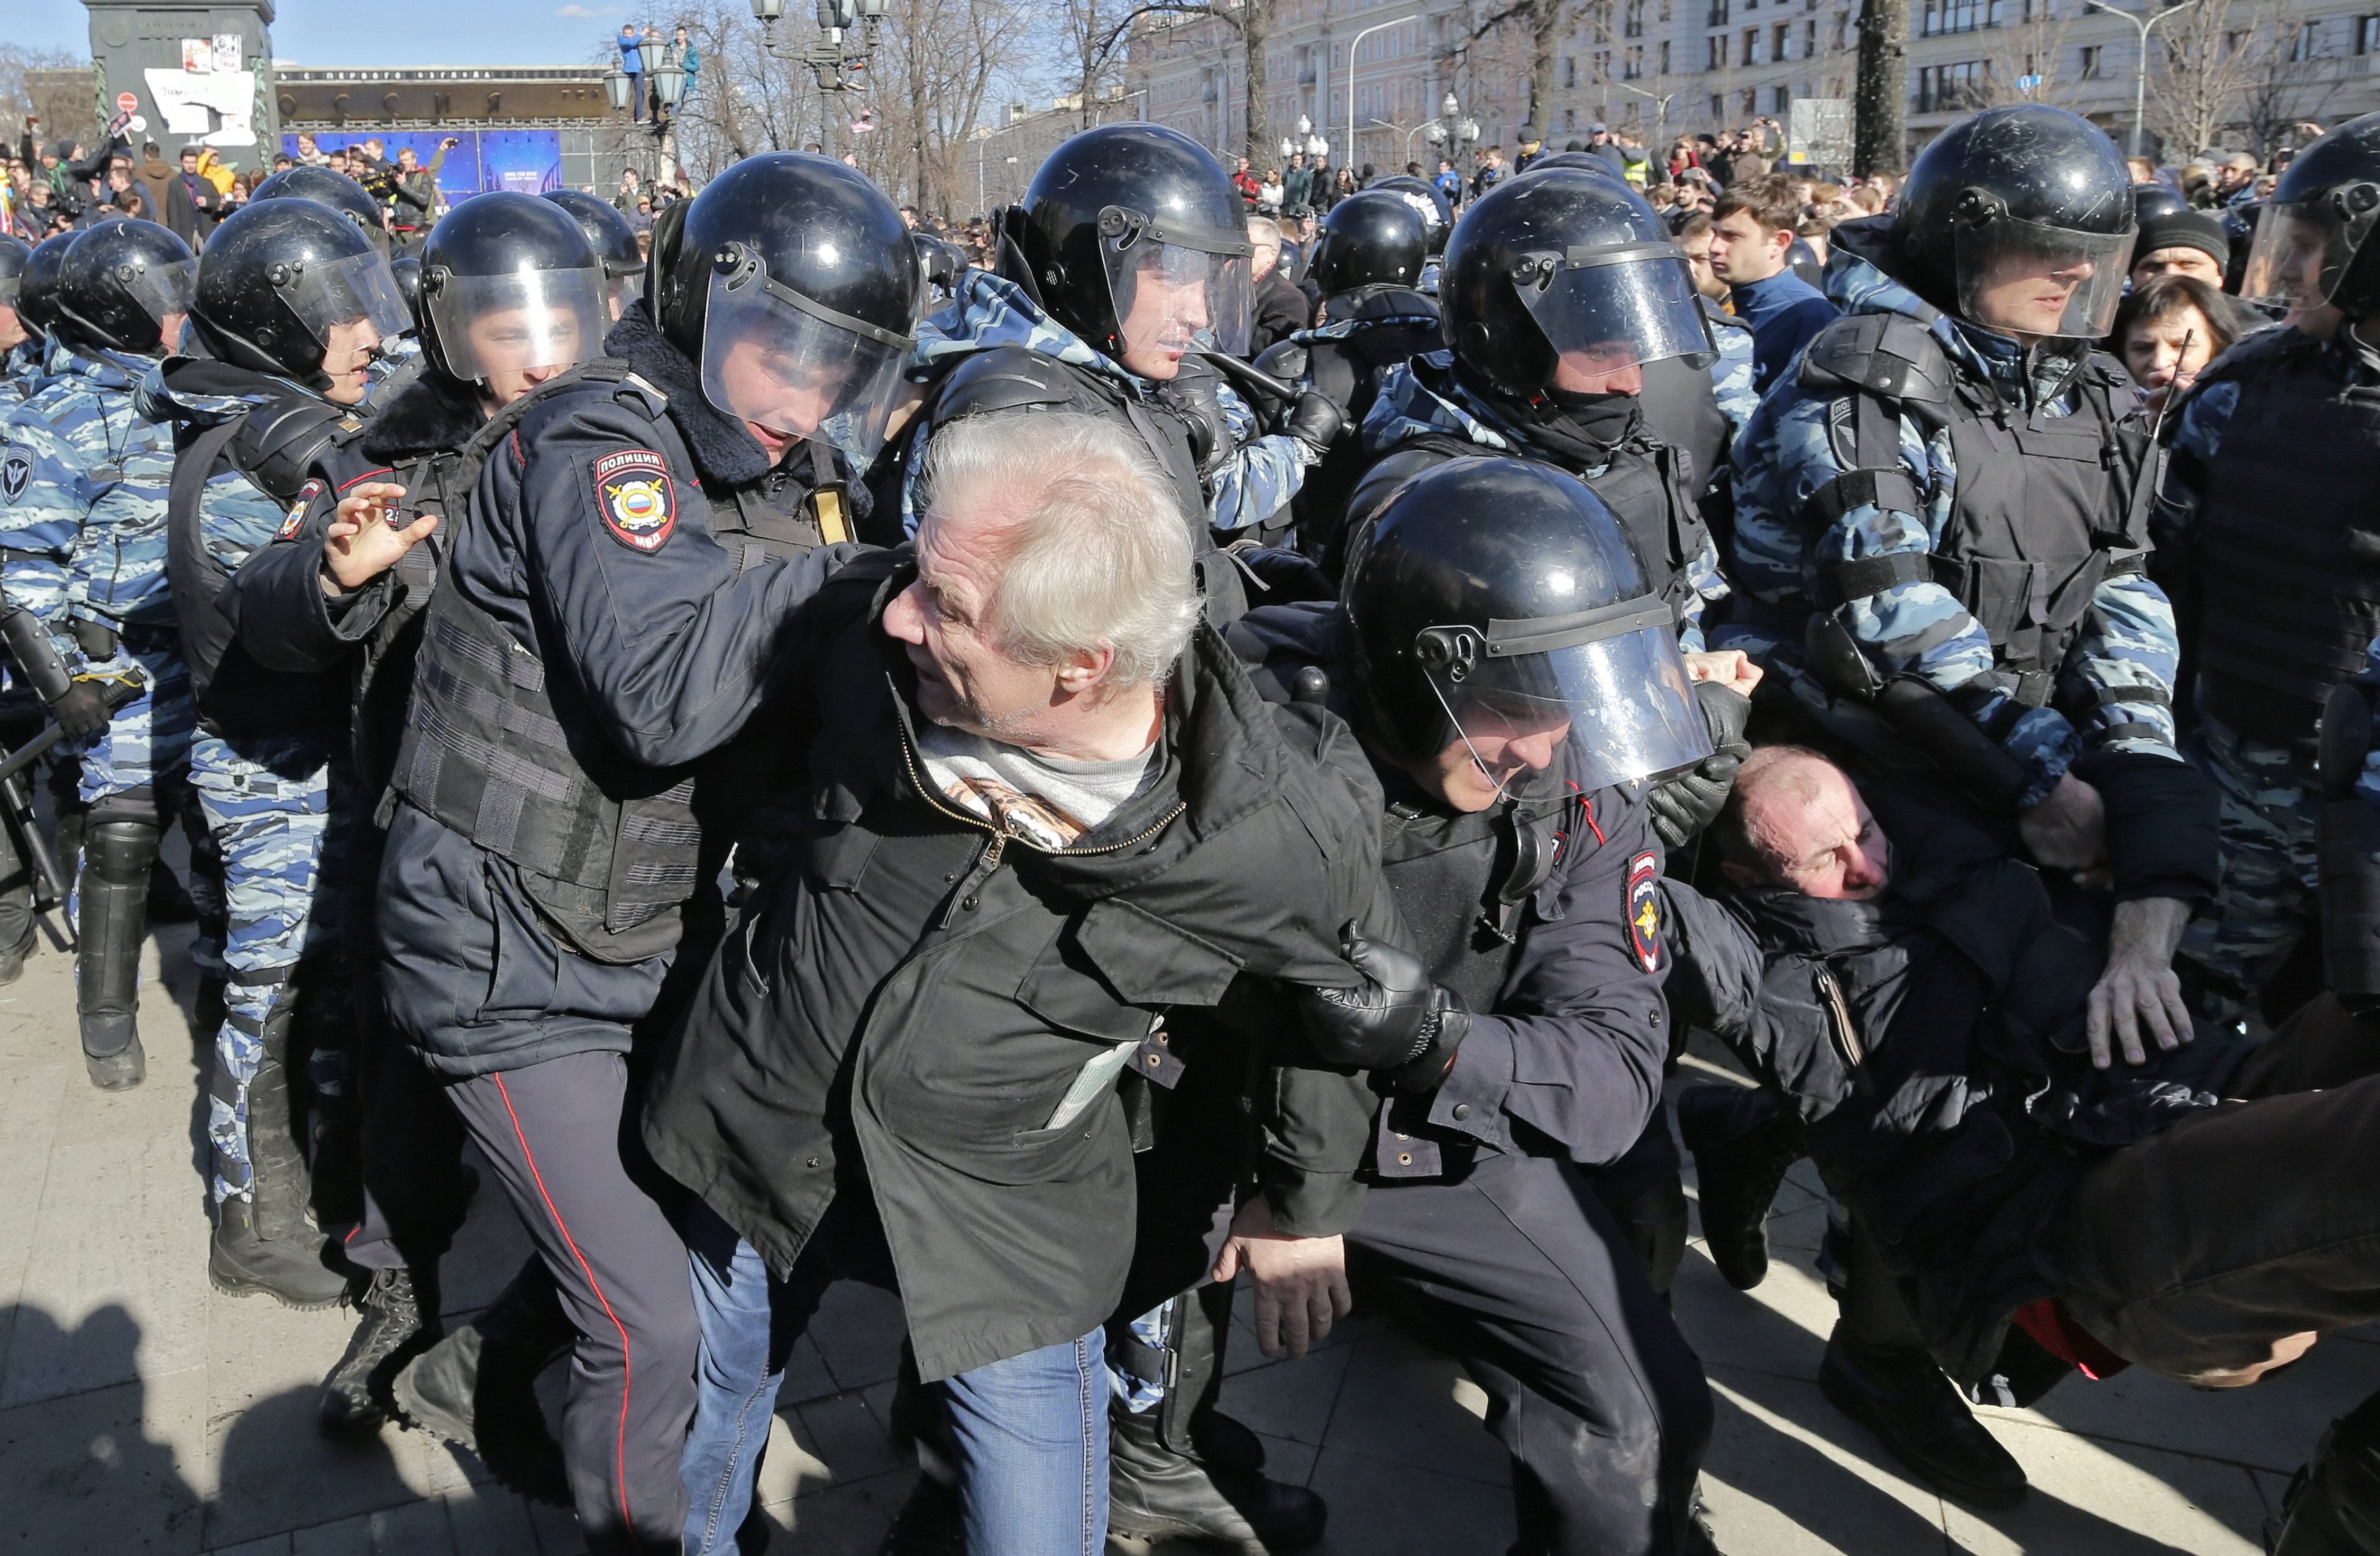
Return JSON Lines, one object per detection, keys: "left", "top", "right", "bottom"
{"left": 1125, "top": 0, "right": 2380, "bottom": 173}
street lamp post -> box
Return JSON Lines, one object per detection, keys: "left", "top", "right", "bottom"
{"left": 1417, "top": 91, "right": 1480, "bottom": 182}
{"left": 606, "top": 46, "right": 693, "bottom": 186}
{"left": 1345, "top": 13, "right": 1420, "bottom": 178}
{"left": 750, "top": 0, "right": 889, "bottom": 159}
{"left": 2081, "top": 0, "right": 2202, "bottom": 159}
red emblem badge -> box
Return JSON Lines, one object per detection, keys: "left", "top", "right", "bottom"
{"left": 1626, "top": 850, "right": 1663, "bottom": 974}
{"left": 278, "top": 479, "right": 325, "bottom": 541}
{"left": 594, "top": 448, "right": 677, "bottom": 553}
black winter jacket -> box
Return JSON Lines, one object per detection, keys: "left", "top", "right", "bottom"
{"left": 1661, "top": 783, "right": 2251, "bottom": 1385}
{"left": 642, "top": 565, "right": 1391, "bottom": 1382}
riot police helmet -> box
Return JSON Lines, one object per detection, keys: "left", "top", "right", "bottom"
{"left": 1368, "top": 173, "right": 1454, "bottom": 255}
{"left": 1342, "top": 457, "right": 1710, "bottom": 792}
{"left": 1308, "top": 191, "right": 1429, "bottom": 300}
{"left": 657, "top": 151, "right": 922, "bottom": 462}
{"left": 544, "top": 188, "right": 646, "bottom": 318}
{"left": 417, "top": 191, "right": 608, "bottom": 388}
{"left": 389, "top": 254, "right": 425, "bottom": 333}
{"left": 16, "top": 232, "right": 72, "bottom": 342}
{"left": 1015, "top": 123, "right": 1255, "bottom": 371}
{"left": 912, "top": 230, "right": 966, "bottom": 292}
{"left": 2130, "top": 181, "right": 2192, "bottom": 226}
{"left": 1890, "top": 104, "right": 2135, "bottom": 339}
{"left": 2241, "top": 113, "right": 2380, "bottom": 318}
{"left": 0, "top": 236, "right": 30, "bottom": 341}
{"left": 251, "top": 166, "right": 390, "bottom": 252}
{"left": 188, "top": 198, "right": 411, "bottom": 396}
{"left": 55, "top": 218, "right": 197, "bottom": 355}
{"left": 1440, "top": 167, "right": 1714, "bottom": 399}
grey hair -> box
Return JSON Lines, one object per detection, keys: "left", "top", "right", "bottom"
{"left": 916, "top": 412, "right": 1201, "bottom": 688}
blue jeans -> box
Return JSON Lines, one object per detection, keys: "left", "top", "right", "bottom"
{"left": 680, "top": 1197, "right": 1112, "bottom": 1555}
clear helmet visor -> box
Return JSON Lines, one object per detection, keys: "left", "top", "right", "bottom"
{"left": 425, "top": 267, "right": 608, "bottom": 383}
{"left": 1511, "top": 245, "right": 1718, "bottom": 373}
{"left": 122, "top": 255, "right": 198, "bottom": 332}
{"left": 698, "top": 265, "right": 913, "bottom": 463}
{"left": 1953, "top": 217, "right": 2134, "bottom": 338}
{"left": 2239, "top": 199, "right": 2370, "bottom": 313}
{"left": 1417, "top": 605, "right": 1713, "bottom": 795}
{"left": 279, "top": 249, "right": 412, "bottom": 353}
{"left": 603, "top": 270, "right": 643, "bottom": 321}
{"left": 1099, "top": 207, "right": 1255, "bottom": 363}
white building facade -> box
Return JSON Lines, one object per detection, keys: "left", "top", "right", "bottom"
{"left": 1124, "top": 0, "right": 2380, "bottom": 176}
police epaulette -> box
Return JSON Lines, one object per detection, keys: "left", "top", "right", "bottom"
{"left": 621, "top": 370, "right": 667, "bottom": 406}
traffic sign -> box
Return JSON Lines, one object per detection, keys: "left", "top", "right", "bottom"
{"left": 116, "top": 91, "right": 138, "bottom": 114}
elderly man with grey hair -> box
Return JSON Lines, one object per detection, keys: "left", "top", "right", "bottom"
{"left": 642, "top": 412, "right": 1393, "bottom": 1553}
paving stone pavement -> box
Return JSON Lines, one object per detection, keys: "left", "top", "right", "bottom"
{"left": 0, "top": 896, "right": 2364, "bottom": 1554}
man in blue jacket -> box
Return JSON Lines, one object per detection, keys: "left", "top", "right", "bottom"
{"left": 1707, "top": 171, "right": 1837, "bottom": 393}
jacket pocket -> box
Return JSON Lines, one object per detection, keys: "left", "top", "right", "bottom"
{"left": 475, "top": 859, "right": 562, "bottom": 1022}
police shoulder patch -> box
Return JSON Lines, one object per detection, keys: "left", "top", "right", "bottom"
{"left": 278, "top": 478, "right": 325, "bottom": 541}
{"left": 1, "top": 445, "right": 31, "bottom": 506}
{"left": 593, "top": 447, "right": 677, "bottom": 553}
{"left": 1626, "top": 850, "right": 1662, "bottom": 974}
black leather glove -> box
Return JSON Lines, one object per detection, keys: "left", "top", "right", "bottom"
{"left": 1295, "top": 921, "right": 1466, "bottom": 1070}
{"left": 1646, "top": 681, "right": 1754, "bottom": 848}
{"left": 1385, "top": 994, "right": 1472, "bottom": 1093}
{"left": 1277, "top": 389, "right": 1345, "bottom": 458}
{"left": 49, "top": 678, "right": 118, "bottom": 739}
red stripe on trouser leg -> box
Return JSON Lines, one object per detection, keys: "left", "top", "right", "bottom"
{"left": 491, "top": 1070, "right": 636, "bottom": 1533}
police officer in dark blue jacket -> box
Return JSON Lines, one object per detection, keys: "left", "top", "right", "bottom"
{"left": 359, "top": 155, "right": 919, "bottom": 1552}
{"left": 1229, "top": 459, "right": 1722, "bottom": 1556}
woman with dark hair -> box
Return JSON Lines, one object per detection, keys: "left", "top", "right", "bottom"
{"left": 2111, "top": 272, "right": 2245, "bottom": 416}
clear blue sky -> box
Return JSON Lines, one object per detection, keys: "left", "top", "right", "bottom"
{"left": 5, "top": 0, "right": 623, "bottom": 68}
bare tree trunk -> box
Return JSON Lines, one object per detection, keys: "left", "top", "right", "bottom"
{"left": 1243, "top": 0, "right": 1274, "bottom": 163}
{"left": 1527, "top": 0, "right": 1563, "bottom": 137}
{"left": 1855, "top": 0, "right": 1909, "bottom": 176}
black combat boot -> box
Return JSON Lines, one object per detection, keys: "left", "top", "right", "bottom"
{"left": 1677, "top": 1083, "right": 1805, "bottom": 1291}
{"left": 75, "top": 814, "right": 154, "bottom": 1090}
{"left": 2274, "top": 1389, "right": 2380, "bottom": 1555}
{"left": 319, "top": 1267, "right": 440, "bottom": 1436}
{"left": 209, "top": 1012, "right": 350, "bottom": 1307}
{"left": 393, "top": 1255, "right": 572, "bottom": 1504}
{"left": 1818, "top": 1328, "right": 2026, "bottom": 1508}
{"left": 1107, "top": 1402, "right": 1327, "bottom": 1553}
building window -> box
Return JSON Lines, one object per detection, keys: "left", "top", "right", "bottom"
{"left": 1711, "top": 93, "right": 1727, "bottom": 118}
{"left": 1660, "top": 39, "right": 1673, "bottom": 72}
{"left": 1625, "top": 0, "right": 1647, "bottom": 37}
{"left": 1776, "top": 23, "right": 1793, "bottom": 58}
{"left": 1562, "top": 54, "right": 1577, "bottom": 87}
{"left": 1742, "top": 86, "right": 1759, "bottom": 114}
{"left": 1915, "top": 60, "right": 1988, "bottom": 111}
{"left": 1836, "top": 11, "right": 1853, "bottom": 49}
{"left": 1745, "top": 26, "right": 1764, "bottom": 63}
{"left": 1626, "top": 44, "right": 1645, "bottom": 77}
{"left": 1708, "top": 0, "right": 1730, "bottom": 26}
{"left": 2292, "top": 20, "right": 2324, "bottom": 60}
{"left": 2079, "top": 43, "right": 2103, "bottom": 77}
{"left": 1922, "top": 0, "right": 1983, "bottom": 33}
{"left": 1772, "top": 84, "right": 1792, "bottom": 113}
{"left": 2359, "top": 15, "right": 2380, "bottom": 54}
{"left": 1708, "top": 34, "right": 1729, "bottom": 69}
{"left": 1806, "top": 17, "right": 1818, "bottom": 54}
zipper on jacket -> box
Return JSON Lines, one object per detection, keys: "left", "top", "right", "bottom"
{"left": 895, "top": 717, "right": 1187, "bottom": 930}
{"left": 1814, "top": 963, "right": 1865, "bottom": 1070}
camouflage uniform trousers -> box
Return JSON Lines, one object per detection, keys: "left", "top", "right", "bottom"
{"left": 192, "top": 728, "right": 344, "bottom": 1204}
{"left": 2176, "top": 712, "right": 2319, "bottom": 1018}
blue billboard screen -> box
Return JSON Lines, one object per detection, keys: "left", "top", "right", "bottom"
{"left": 279, "top": 129, "right": 563, "bottom": 202}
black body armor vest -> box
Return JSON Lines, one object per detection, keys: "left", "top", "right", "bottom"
{"left": 1256, "top": 290, "right": 1442, "bottom": 555}
{"left": 1378, "top": 789, "right": 1570, "bottom": 1013}
{"left": 390, "top": 361, "right": 822, "bottom": 964}
{"left": 2192, "top": 332, "right": 2380, "bottom": 745}
{"left": 164, "top": 389, "right": 361, "bottom": 738}
{"left": 1802, "top": 312, "right": 2156, "bottom": 710}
